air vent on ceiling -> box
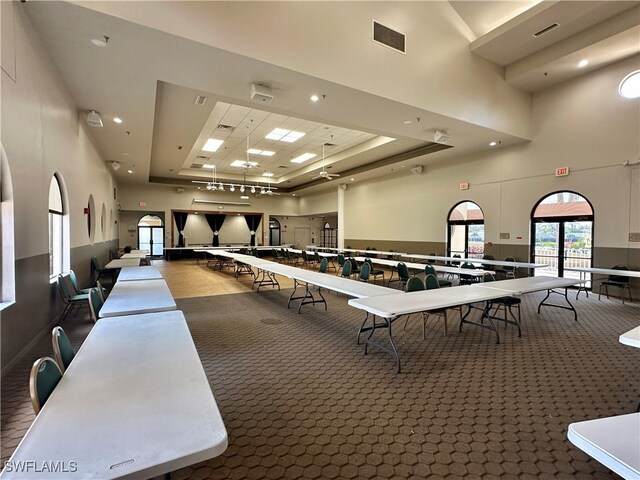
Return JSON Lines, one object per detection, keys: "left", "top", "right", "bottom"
{"left": 190, "top": 163, "right": 203, "bottom": 168}
{"left": 216, "top": 124, "right": 235, "bottom": 132}
{"left": 277, "top": 165, "right": 289, "bottom": 169}
{"left": 194, "top": 95, "right": 208, "bottom": 105}
{"left": 533, "top": 23, "right": 560, "bottom": 37}
{"left": 372, "top": 21, "right": 406, "bottom": 53}
{"left": 323, "top": 143, "right": 337, "bottom": 147}
{"left": 196, "top": 155, "right": 210, "bottom": 160}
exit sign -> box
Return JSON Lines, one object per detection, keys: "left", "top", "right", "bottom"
{"left": 459, "top": 182, "right": 469, "bottom": 190}
{"left": 555, "top": 167, "right": 570, "bottom": 177}
{"left": 139, "top": 201, "right": 146, "bottom": 207}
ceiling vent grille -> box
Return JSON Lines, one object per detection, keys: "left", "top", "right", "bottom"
{"left": 216, "top": 124, "right": 235, "bottom": 132}
{"left": 533, "top": 23, "right": 560, "bottom": 37}
{"left": 194, "top": 95, "right": 208, "bottom": 105}
{"left": 278, "top": 165, "right": 289, "bottom": 169}
{"left": 372, "top": 21, "right": 406, "bottom": 53}
{"left": 323, "top": 143, "right": 337, "bottom": 148}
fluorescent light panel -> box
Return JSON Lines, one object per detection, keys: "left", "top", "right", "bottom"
{"left": 202, "top": 164, "right": 215, "bottom": 169}
{"left": 265, "top": 128, "right": 306, "bottom": 143}
{"left": 262, "top": 172, "right": 274, "bottom": 177}
{"left": 202, "top": 138, "right": 224, "bottom": 152}
{"left": 247, "top": 149, "right": 275, "bottom": 156}
{"left": 291, "top": 153, "right": 316, "bottom": 164}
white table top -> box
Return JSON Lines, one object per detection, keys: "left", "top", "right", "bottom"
{"left": 117, "top": 266, "right": 163, "bottom": 282}
{"left": 348, "top": 284, "right": 509, "bottom": 318}
{"left": 288, "top": 248, "right": 336, "bottom": 258}
{"left": 404, "top": 253, "right": 547, "bottom": 269}
{"left": 105, "top": 258, "right": 141, "bottom": 269}
{"left": 99, "top": 279, "right": 176, "bottom": 318}
{"left": 0, "top": 311, "right": 228, "bottom": 479}
{"left": 121, "top": 252, "right": 147, "bottom": 259}
{"left": 128, "top": 249, "right": 149, "bottom": 254}
{"left": 568, "top": 412, "right": 640, "bottom": 480}
{"left": 476, "top": 276, "right": 583, "bottom": 294}
{"left": 565, "top": 267, "right": 640, "bottom": 278}
{"left": 353, "top": 256, "right": 494, "bottom": 277}
{"left": 620, "top": 326, "right": 640, "bottom": 348}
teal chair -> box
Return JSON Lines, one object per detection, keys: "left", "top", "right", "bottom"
{"left": 88, "top": 287, "right": 104, "bottom": 323}
{"left": 57, "top": 274, "right": 89, "bottom": 322}
{"left": 340, "top": 260, "right": 352, "bottom": 279}
{"left": 424, "top": 274, "right": 461, "bottom": 337}
{"left": 495, "top": 257, "right": 516, "bottom": 279}
{"left": 482, "top": 273, "right": 522, "bottom": 336}
{"left": 402, "top": 276, "right": 427, "bottom": 332}
{"left": 318, "top": 258, "right": 328, "bottom": 273}
{"left": 348, "top": 258, "right": 360, "bottom": 277}
{"left": 364, "top": 258, "right": 385, "bottom": 285}
{"left": 389, "top": 262, "right": 409, "bottom": 290}
{"left": 52, "top": 326, "right": 75, "bottom": 374}
{"left": 424, "top": 263, "right": 451, "bottom": 288}
{"left": 358, "top": 262, "right": 371, "bottom": 282}
{"left": 336, "top": 254, "right": 346, "bottom": 275}
{"left": 69, "top": 270, "right": 107, "bottom": 298}
{"left": 90, "top": 256, "right": 115, "bottom": 284}
{"left": 459, "top": 262, "right": 479, "bottom": 285}
{"left": 598, "top": 265, "right": 632, "bottom": 303}
{"left": 29, "top": 357, "right": 62, "bottom": 414}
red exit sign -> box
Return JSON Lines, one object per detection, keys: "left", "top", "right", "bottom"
{"left": 555, "top": 167, "right": 570, "bottom": 177}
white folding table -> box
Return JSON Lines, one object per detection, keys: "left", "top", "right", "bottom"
{"left": 568, "top": 412, "right": 640, "bottom": 480}
{"left": 620, "top": 326, "right": 640, "bottom": 348}
{"left": 120, "top": 252, "right": 147, "bottom": 259}
{"left": 117, "top": 266, "right": 163, "bottom": 282}
{"left": 105, "top": 258, "right": 141, "bottom": 269}
{"left": 0, "top": 311, "right": 228, "bottom": 479}
{"left": 565, "top": 266, "right": 639, "bottom": 300}
{"left": 99, "top": 279, "right": 176, "bottom": 318}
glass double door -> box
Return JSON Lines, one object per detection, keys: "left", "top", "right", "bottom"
{"left": 532, "top": 220, "right": 593, "bottom": 283}
{"left": 448, "top": 223, "right": 485, "bottom": 259}
{"left": 139, "top": 226, "right": 164, "bottom": 256}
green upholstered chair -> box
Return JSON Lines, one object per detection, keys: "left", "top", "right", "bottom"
{"left": 348, "top": 258, "right": 360, "bottom": 277}
{"left": 389, "top": 262, "right": 409, "bottom": 290}
{"left": 52, "top": 326, "right": 75, "bottom": 374}
{"left": 481, "top": 254, "right": 494, "bottom": 270}
{"left": 358, "top": 261, "right": 371, "bottom": 282}
{"left": 459, "top": 262, "right": 479, "bottom": 285}
{"left": 318, "top": 258, "right": 328, "bottom": 274}
{"left": 482, "top": 273, "right": 522, "bottom": 335}
{"left": 29, "top": 357, "right": 62, "bottom": 414}
{"left": 424, "top": 263, "right": 451, "bottom": 288}
{"left": 57, "top": 274, "right": 89, "bottom": 322}
{"left": 69, "top": 269, "right": 106, "bottom": 297}
{"left": 424, "top": 274, "right": 461, "bottom": 337}
{"left": 88, "top": 287, "right": 104, "bottom": 323}
{"left": 90, "top": 256, "right": 115, "bottom": 284}
{"left": 402, "top": 276, "right": 426, "bottom": 331}
{"left": 495, "top": 257, "right": 516, "bottom": 279}
{"left": 364, "top": 258, "right": 385, "bottom": 285}
{"left": 336, "top": 254, "right": 346, "bottom": 275}
{"left": 340, "top": 260, "right": 352, "bottom": 279}
{"left": 599, "top": 265, "right": 632, "bottom": 303}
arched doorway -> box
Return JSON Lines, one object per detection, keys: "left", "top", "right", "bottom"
{"left": 531, "top": 191, "right": 594, "bottom": 281}
{"left": 138, "top": 214, "right": 164, "bottom": 256}
{"left": 269, "top": 218, "right": 281, "bottom": 246}
{"left": 447, "top": 201, "right": 485, "bottom": 259}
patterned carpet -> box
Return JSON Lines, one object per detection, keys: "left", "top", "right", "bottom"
{"left": 2, "top": 284, "right": 638, "bottom": 479}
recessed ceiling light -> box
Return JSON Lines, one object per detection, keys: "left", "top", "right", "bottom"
{"left": 263, "top": 172, "right": 274, "bottom": 177}
{"left": 350, "top": 178, "right": 355, "bottom": 181}
{"left": 578, "top": 59, "right": 589, "bottom": 68}
{"left": 240, "top": 195, "right": 250, "bottom": 200}
{"left": 127, "top": 170, "right": 133, "bottom": 174}
{"left": 310, "top": 95, "right": 319, "bottom": 102}
{"left": 489, "top": 141, "right": 497, "bottom": 147}
{"left": 247, "top": 149, "right": 275, "bottom": 156}
{"left": 202, "top": 138, "right": 224, "bottom": 152}
{"left": 266, "top": 128, "right": 306, "bottom": 143}
{"left": 91, "top": 38, "right": 108, "bottom": 47}
{"left": 292, "top": 193, "right": 296, "bottom": 196}
{"left": 290, "top": 153, "right": 316, "bottom": 164}
{"left": 403, "top": 120, "right": 412, "bottom": 125}
{"left": 202, "top": 164, "right": 215, "bottom": 169}
{"left": 619, "top": 70, "right": 640, "bottom": 99}
{"left": 113, "top": 117, "right": 123, "bottom": 124}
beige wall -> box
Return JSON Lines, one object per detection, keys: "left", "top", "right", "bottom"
{"left": 1, "top": 3, "right": 118, "bottom": 372}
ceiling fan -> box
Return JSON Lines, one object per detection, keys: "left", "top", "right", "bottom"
{"left": 312, "top": 142, "right": 340, "bottom": 180}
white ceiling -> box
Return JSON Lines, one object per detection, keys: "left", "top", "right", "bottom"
{"left": 22, "top": 1, "right": 640, "bottom": 196}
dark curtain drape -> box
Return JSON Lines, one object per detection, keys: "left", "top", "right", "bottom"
{"left": 204, "top": 214, "right": 226, "bottom": 247}
{"left": 243, "top": 214, "right": 262, "bottom": 246}
{"left": 173, "top": 211, "right": 189, "bottom": 247}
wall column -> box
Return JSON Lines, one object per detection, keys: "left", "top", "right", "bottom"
{"left": 337, "top": 184, "right": 345, "bottom": 249}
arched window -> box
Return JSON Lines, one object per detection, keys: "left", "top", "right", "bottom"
{"left": 447, "top": 201, "right": 484, "bottom": 259}
{"left": 1, "top": 145, "right": 15, "bottom": 303}
{"left": 138, "top": 214, "right": 164, "bottom": 256}
{"left": 49, "top": 175, "right": 66, "bottom": 279}
{"left": 531, "top": 191, "right": 594, "bottom": 281}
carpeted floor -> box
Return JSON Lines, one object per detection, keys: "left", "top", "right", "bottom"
{"left": 2, "top": 279, "right": 638, "bottom": 479}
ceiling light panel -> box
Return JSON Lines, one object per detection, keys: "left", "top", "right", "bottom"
{"left": 291, "top": 153, "right": 316, "bottom": 164}
{"left": 202, "top": 138, "right": 224, "bottom": 152}
{"left": 230, "top": 160, "right": 259, "bottom": 167}
{"left": 265, "top": 128, "right": 306, "bottom": 143}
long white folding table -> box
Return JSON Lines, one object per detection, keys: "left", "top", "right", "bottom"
{"left": 105, "top": 258, "right": 141, "bottom": 269}
{"left": 120, "top": 252, "right": 147, "bottom": 259}
{"left": 117, "top": 266, "right": 163, "bottom": 282}
{"left": 620, "top": 326, "right": 640, "bottom": 348}
{"left": 567, "top": 412, "right": 640, "bottom": 480}
{"left": 99, "top": 279, "right": 176, "bottom": 318}
{"left": 0, "top": 310, "right": 228, "bottom": 479}
{"left": 404, "top": 253, "right": 547, "bottom": 270}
